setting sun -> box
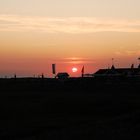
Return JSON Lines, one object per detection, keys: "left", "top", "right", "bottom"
{"left": 72, "top": 67, "right": 78, "bottom": 73}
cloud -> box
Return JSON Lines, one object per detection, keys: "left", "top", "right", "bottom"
{"left": 0, "top": 15, "right": 140, "bottom": 33}
{"left": 49, "top": 57, "right": 96, "bottom": 64}
{"left": 115, "top": 50, "right": 140, "bottom": 57}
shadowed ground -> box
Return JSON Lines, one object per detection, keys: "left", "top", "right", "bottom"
{"left": 0, "top": 77, "right": 140, "bottom": 139}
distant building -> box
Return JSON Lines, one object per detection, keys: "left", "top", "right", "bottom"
{"left": 94, "top": 64, "right": 140, "bottom": 77}
{"left": 56, "top": 72, "right": 69, "bottom": 79}
{"left": 83, "top": 73, "right": 94, "bottom": 77}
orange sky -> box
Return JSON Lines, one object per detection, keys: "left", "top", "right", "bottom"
{"left": 0, "top": 1, "right": 140, "bottom": 77}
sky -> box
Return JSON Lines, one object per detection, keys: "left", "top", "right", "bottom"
{"left": 0, "top": 0, "right": 140, "bottom": 77}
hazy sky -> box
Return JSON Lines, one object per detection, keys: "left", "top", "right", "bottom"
{"left": 0, "top": 0, "right": 140, "bottom": 77}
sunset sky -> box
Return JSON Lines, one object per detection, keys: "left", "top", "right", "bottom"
{"left": 0, "top": 0, "right": 140, "bottom": 77}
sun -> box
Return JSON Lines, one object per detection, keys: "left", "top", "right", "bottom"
{"left": 72, "top": 67, "right": 78, "bottom": 73}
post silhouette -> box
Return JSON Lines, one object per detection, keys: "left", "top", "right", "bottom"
{"left": 81, "top": 66, "right": 84, "bottom": 78}
{"left": 14, "top": 74, "right": 17, "bottom": 79}
{"left": 41, "top": 73, "right": 44, "bottom": 79}
{"left": 52, "top": 64, "right": 56, "bottom": 78}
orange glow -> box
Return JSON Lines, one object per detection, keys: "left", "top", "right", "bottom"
{"left": 0, "top": 20, "right": 140, "bottom": 78}
{"left": 0, "top": 1, "right": 140, "bottom": 77}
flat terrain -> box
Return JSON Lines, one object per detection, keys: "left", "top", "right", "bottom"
{"left": 0, "top": 77, "right": 140, "bottom": 139}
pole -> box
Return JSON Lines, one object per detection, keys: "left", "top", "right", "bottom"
{"left": 81, "top": 66, "right": 84, "bottom": 78}
{"left": 52, "top": 64, "right": 56, "bottom": 78}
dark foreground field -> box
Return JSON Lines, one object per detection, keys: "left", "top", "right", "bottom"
{"left": 0, "top": 77, "right": 140, "bottom": 139}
